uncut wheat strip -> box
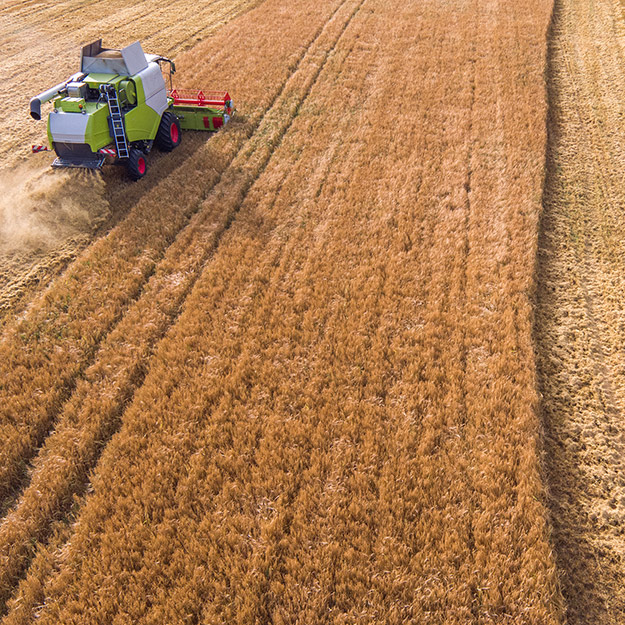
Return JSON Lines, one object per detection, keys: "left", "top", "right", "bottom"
{"left": 226, "top": 0, "right": 560, "bottom": 618}
{"left": 7, "top": 0, "right": 551, "bottom": 622}
{"left": 0, "top": 0, "right": 346, "bottom": 507}
{"left": 192, "top": 2, "right": 491, "bottom": 620}
{"left": 0, "top": 0, "right": 365, "bottom": 608}
{"left": 143, "top": 0, "right": 557, "bottom": 621}
{"left": 327, "top": 2, "right": 482, "bottom": 620}
{"left": 455, "top": 0, "right": 563, "bottom": 619}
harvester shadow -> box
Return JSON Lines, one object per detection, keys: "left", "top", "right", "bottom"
{"left": 98, "top": 115, "right": 252, "bottom": 234}
{"left": 98, "top": 131, "right": 210, "bottom": 233}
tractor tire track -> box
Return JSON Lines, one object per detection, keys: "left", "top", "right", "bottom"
{"left": 536, "top": 0, "right": 625, "bottom": 621}
{"left": 0, "top": 0, "right": 365, "bottom": 613}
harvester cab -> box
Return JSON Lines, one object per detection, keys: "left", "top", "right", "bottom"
{"left": 29, "top": 40, "right": 234, "bottom": 180}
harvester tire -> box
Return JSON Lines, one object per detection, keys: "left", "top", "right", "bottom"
{"left": 126, "top": 148, "right": 148, "bottom": 180}
{"left": 155, "top": 112, "right": 181, "bottom": 152}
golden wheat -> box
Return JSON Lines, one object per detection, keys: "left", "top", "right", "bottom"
{"left": 1, "top": 0, "right": 565, "bottom": 623}
{"left": 0, "top": 0, "right": 347, "bottom": 513}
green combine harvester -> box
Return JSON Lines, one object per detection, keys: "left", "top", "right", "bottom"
{"left": 30, "top": 40, "right": 233, "bottom": 180}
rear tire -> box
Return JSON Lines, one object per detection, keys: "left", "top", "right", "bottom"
{"left": 126, "top": 148, "right": 147, "bottom": 180}
{"left": 155, "top": 112, "right": 181, "bottom": 152}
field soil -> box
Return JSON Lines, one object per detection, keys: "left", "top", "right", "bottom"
{"left": 0, "top": 0, "right": 568, "bottom": 623}
{"left": 536, "top": 0, "right": 625, "bottom": 622}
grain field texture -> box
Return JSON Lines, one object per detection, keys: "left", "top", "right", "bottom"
{"left": 536, "top": 0, "right": 625, "bottom": 622}
{"left": 1, "top": 0, "right": 564, "bottom": 623}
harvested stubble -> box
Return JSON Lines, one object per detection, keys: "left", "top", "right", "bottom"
{"left": 0, "top": 0, "right": 347, "bottom": 515}
{"left": 4, "top": 0, "right": 564, "bottom": 624}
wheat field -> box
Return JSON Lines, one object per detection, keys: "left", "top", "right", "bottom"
{"left": 3, "top": 0, "right": 624, "bottom": 622}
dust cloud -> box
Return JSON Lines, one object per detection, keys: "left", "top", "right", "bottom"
{"left": 0, "top": 163, "right": 108, "bottom": 252}
{"left": 0, "top": 162, "right": 110, "bottom": 316}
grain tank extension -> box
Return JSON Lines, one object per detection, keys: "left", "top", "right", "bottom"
{"left": 30, "top": 40, "right": 234, "bottom": 180}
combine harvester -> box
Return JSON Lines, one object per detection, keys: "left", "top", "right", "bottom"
{"left": 30, "top": 40, "right": 234, "bottom": 180}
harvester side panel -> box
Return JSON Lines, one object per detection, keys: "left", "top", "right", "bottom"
{"left": 136, "top": 65, "right": 168, "bottom": 115}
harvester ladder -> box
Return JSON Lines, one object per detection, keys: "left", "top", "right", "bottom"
{"left": 103, "top": 85, "right": 129, "bottom": 159}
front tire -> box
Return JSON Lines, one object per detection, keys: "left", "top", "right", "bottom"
{"left": 126, "top": 148, "right": 147, "bottom": 180}
{"left": 155, "top": 112, "right": 181, "bottom": 152}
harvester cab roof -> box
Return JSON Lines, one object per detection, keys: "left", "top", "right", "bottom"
{"left": 29, "top": 39, "right": 233, "bottom": 180}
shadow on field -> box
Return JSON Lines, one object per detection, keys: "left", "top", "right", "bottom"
{"left": 99, "top": 131, "right": 211, "bottom": 232}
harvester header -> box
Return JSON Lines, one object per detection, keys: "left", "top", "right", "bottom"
{"left": 29, "top": 40, "right": 234, "bottom": 179}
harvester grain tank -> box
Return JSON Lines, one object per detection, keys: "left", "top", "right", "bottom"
{"left": 29, "top": 40, "right": 234, "bottom": 180}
